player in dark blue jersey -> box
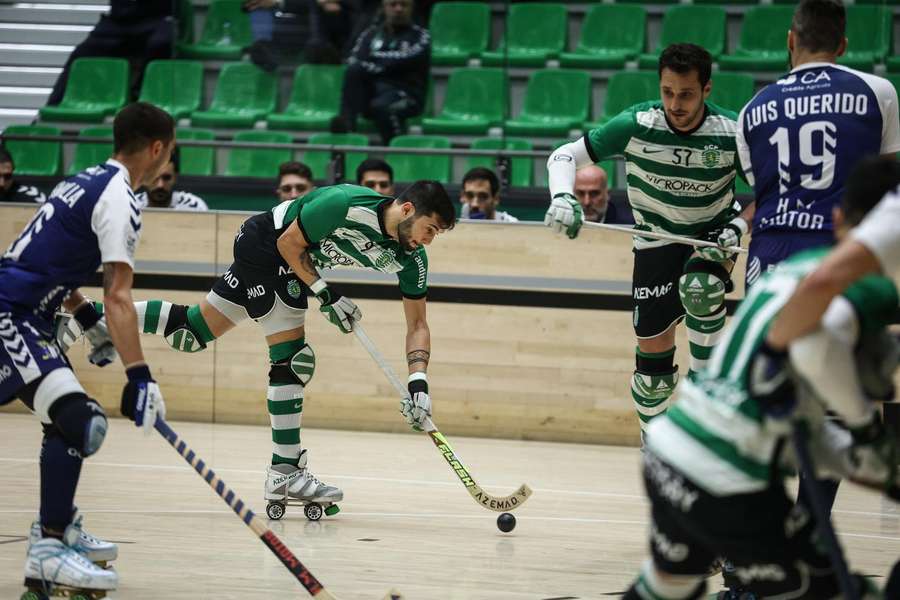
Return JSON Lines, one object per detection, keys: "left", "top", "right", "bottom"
{"left": 736, "top": 0, "right": 900, "bottom": 288}
{"left": 0, "top": 102, "right": 174, "bottom": 597}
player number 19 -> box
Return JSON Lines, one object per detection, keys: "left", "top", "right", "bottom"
{"left": 768, "top": 120, "right": 837, "bottom": 193}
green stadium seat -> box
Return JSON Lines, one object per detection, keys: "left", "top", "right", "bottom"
{"left": 358, "top": 78, "right": 434, "bottom": 132}
{"left": 177, "top": 0, "right": 251, "bottom": 60}
{"left": 590, "top": 71, "right": 658, "bottom": 127}
{"left": 191, "top": 63, "right": 277, "bottom": 128}
{"left": 836, "top": 6, "right": 891, "bottom": 72}
{"left": 718, "top": 6, "right": 795, "bottom": 71}
{"left": 481, "top": 4, "right": 567, "bottom": 67}
{"left": 422, "top": 68, "right": 507, "bottom": 135}
{"left": 267, "top": 65, "right": 345, "bottom": 131}
{"left": 638, "top": 6, "right": 726, "bottom": 69}
{"left": 3, "top": 125, "right": 62, "bottom": 176}
{"left": 615, "top": 0, "right": 676, "bottom": 4}
{"left": 139, "top": 60, "right": 204, "bottom": 119}
{"left": 302, "top": 133, "right": 369, "bottom": 181}
{"left": 505, "top": 70, "right": 591, "bottom": 137}
{"left": 467, "top": 137, "right": 533, "bottom": 187}
{"left": 176, "top": 128, "right": 216, "bottom": 176}
{"left": 225, "top": 131, "right": 293, "bottom": 177}
{"left": 389, "top": 135, "right": 451, "bottom": 183}
{"left": 68, "top": 126, "right": 113, "bottom": 174}
{"left": 430, "top": 2, "right": 490, "bottom": 66}
{"left": 39, "top": 58, "right": 128, "bottom": 123}
{"left": 559, "top": 5, "right": 645, "bottom": 69}
{"left": 708, "top": 72, "right": 755, "bottom": 114}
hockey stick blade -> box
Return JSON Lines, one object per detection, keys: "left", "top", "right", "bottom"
{"left": 154, "top": 418, "right": 402, "bottom": 600}
{"left": 352, "top": 324, "right": 533, "bottom": 512}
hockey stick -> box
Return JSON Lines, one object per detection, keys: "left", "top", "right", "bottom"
{"left": 791, "top": 423, "right": 860, "bottom": 600}
{"left": 352, "top": 323, "right": 533, "bottom": 512}
{"left": 153, "top": 418, "right": 402, "bottom": 600}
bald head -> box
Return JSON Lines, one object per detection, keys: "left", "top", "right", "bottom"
{"left": 574, "top": 165, "right": 610, "bottom": 222}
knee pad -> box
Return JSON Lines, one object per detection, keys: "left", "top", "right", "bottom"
{"left": 633, "top": 348, "right": 679, "bottom": 402}
{"left": 270, "top": 341, "right": 316, "bottom": 386}
{"left": 47, "top": 393, "right": 107, "bottom": 457}
{"left": 163, "top": 304, "right": 208, "bottom": 353}
{"left": 678, "top": 258, "right": 733, "bottom": 317}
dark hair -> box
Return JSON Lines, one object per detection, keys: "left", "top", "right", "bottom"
{"left": 401, "top": 180, "right": 456, "bottom": 230}
{"left": 792, "top": 0, "right": 845, "bottom": 55}
{"left": 356, "top": 158, "right": 393, "bottom": 184}
{"left": 462, "top": 167, "right": 499, "bottom": 196}
{"left": 169, "top": 146, "right": 180, "bottom": 173}
{"left": 0, "top": 146, "right": 13, "bottom": 167}
{"left": 842, "top": 155, "right": 900, "bottom": 226}
{"left": 113, "top": 102, "right": 175, "bottom": 155}
{"left": 277, "top": 161, "right": 313, "bottom": 185}
{"left": 658, "top": 43, "right": 713, "bottom": 88}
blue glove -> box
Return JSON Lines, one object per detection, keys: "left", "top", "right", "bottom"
{"left": 120, "top": 365, "right": 166, "bottom": 434}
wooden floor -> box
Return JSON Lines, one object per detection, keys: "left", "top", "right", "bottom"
{"left": 0, "top": 414, "right": 897, "bottom": 600}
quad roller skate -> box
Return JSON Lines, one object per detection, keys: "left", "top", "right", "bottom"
{"left": 21, "top": 520, "right": 117, "bottom": 600}
{"left": 30, "top": 510, "right": 118, "bottom": 568}
{"left": 264, "top": 449, "right": 343, "bottom": 521}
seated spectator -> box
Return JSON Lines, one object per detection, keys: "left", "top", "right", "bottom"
{"left": 46, "top": 0, "right": 174, "bottom": 106}
{"left": 0, "top": 147, "right": 46, "bottom": 204}
{"left": 356, "top": 157, "right": 395, "bottom": 195}
{"left": 574, "top": 164, "right": 631, "bottom": 225}
{"left": 330, "top": 0, "right": 430, "bottom": 145}
{"left": 277, "top": 161, "right": 316, "bottom": 202}
{"left": 136, "top": 148, "right": 208, "bottom": 211}
{"left": 460, "top": 167, "right": 517, "bottom": 222}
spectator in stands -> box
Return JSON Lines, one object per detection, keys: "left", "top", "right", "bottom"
{"left": 574, "top": 164, "right": 630, "bottom": 225}
{"left": 46, "top": 0, "right": 174, "bottom": 106}
{"left": 329, "top": 0, "right": 430, "bottom": 145}
{"left": 356, "top": 158, "right": 395, "bottom": 196}
{"left": 460, "top": 167, "right": 517, "bottom": 222}
{"left": 136, "top": 148, "right": 208, "bottom": 211}
{"left": 0, "top": 147, "right": 46, "bottom": 204}
{"left": 277, "top": 161, "right": 316, "bottom": 202}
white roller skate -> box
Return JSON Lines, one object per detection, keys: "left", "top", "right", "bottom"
{"left": 29, "top": 510, "right": 118, "bottom": 566}
{"left": 22, "top": 519, "right": 117, "bottom": 600}
{"left": 264, "top": 449, "right": 343, "bottom": 521}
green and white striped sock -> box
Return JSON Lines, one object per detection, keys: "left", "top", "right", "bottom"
{"left": 135, "top": 300, "right": 174, "bottom": 335}
{"left": 631, "top": 347, "right": 678, "bottom": 434}
{"left": 268, "top": 340, "right": 305, "bottom": 466}
{"left": 685, "top": 307, "right": 726, "bottom": 377}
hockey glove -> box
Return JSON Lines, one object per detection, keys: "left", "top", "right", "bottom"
{"left": 310, "top": 279, "right": 362, "bottom": 334}
{"left": 121, "top": 365, "right": 167, "bottom": 435}
{"left": 544, "top": 193, "right": 584, "bottom": 239}
{"left": 401, "top": 373, "right": 432, "bottom": 431}
{"left": 697, "top": 218, "right": 747, "bottom": 262}
{"left": 72, "top": 303, "right": 117, "bottom": 367}
{"left": 846, "top": 414, "right": 899, "bottom": 494}
{"left": 749, "top": 340, "right": 795, "bottom": 418}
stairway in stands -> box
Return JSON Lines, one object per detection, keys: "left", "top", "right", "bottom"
{"left": 0, "top": 0, "right": 106, "bottom": 130}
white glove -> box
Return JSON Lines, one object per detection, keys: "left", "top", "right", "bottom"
{"left": 53, "top": 313, "right": 81, "bottom": 353}
{"left": 401, "top": 373, "right": 432, "bottom": 431}
{"left": 544, "top": 193, "right": 584, "bottom": 239}
{"left": 310, "top": 280, "right": 362, "bottom": 334}
{"left": 698, "top": 218, "right": 747, "bottom": 262}
{"left": 57, "top": 302, "right": 118, "bottom": 367}
{"left": 121, "top": 365, "right": 167, "bottom": 435}
{"left": 83, "top": 318, "right": 117, "bottom": 367}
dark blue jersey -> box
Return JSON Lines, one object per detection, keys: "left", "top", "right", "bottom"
{"left": 0, "top": 159, "right": 141, "bottom": 323}
{"left": 737, "top": 63, "right": 900, "bottom": 237}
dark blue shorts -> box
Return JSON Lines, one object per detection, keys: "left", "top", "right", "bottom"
{"left": 0, "top": 312, "right": 68, "bottom": 405}
{"left": 746, "top": 232, "right": 834, "bottom": 289}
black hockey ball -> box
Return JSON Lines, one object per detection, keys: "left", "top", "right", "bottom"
{"left": 497, "top": 512, "right": 516, "bottom": 533}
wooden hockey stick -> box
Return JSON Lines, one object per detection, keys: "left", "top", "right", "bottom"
{"left": 154, "top": 418, "right": 402, "bottom": 600}
{"left": 352, "top": 324, "right": 533, "bottom": 512}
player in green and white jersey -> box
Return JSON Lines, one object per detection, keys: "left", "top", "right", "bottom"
{"left": 65, "top": 181, "right": 456, "bottom": 509}
{"left": 621, "top": 156, "right": 900, "bottom": 600}
{"left": 546, "top": 43, "right": 750, "bottom": 439}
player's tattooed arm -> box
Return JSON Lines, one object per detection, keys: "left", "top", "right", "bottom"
{"left": 277, "top": 219, "right": 323, "bottom": 287}
{"left": 403, "top": 297, "right": 430, "bottom": 374}
{"left": 296, "top": 247, "right": 319, "bottom": 281}
{"left": 407, "top": 349, "right": 430, "bottom": 368}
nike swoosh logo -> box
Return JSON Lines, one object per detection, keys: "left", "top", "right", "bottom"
{"left": 642, "top": 147, "right": 665, "bottom": 154}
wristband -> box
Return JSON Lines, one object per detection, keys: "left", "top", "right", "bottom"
{"left": 728, "top": 217, "right": 749, "bottom": 237}
{"left": 126, "top": 365, "right": 153, "bottom": 383}
{"left": 408, "top": 371, "right": 428, "bottom": 394}
{"left": 73, "top": 302, "right": 102, "bottom": 330}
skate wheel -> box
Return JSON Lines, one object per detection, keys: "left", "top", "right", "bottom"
{"left": 20, "top": 592, "right": 46, "bottom": 600}
{"left": 266, "top": 502, "right": 286, "bottom": 520}
{"left": 324, "top": 504, "right": 340, "bottom": 517}
{"left": 304, "top": 503, "right": 323, "bottom": 521}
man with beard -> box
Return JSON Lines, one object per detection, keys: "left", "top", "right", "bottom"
{"left": 135, "top": 148, "right": 207, "bottom": 211}
{"left": 70, "top": 181, "right": 455, "bottom": 512}
{"left": 459, "top": 167, "right": 517, "bottom": 222}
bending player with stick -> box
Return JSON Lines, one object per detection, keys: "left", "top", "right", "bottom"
{"left": 0, "top": 102, "right": 172, "bottom": 598}
{"left": 620, "top": 156, "right": 900, "bottom": 600}
{"left": 546, "top": 43, "right": 748, "bottom": 442}
{"left": 65, "top": 181, "right": 456, "bottom": 519}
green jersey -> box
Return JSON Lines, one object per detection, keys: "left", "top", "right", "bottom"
{"left": 273, "top": 184, "right": 429, "bottom": 299}
{"left": 646, "top": 247, "right": 899, "bottom": 494}
{"left": 585, "top": 101, "right": 739, "bottom": 249}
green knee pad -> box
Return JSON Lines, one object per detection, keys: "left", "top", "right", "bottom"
{"left": 678, "top": 258, "right": 733, "bottom": 317}
{"left": 270, "top": 339, "right": 316, "bottom": 386}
